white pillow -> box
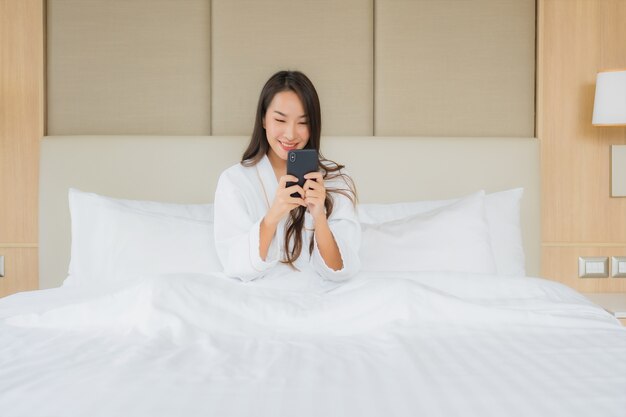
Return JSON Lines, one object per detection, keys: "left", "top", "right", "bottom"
{"left": 483, "top": 189, "right": 525, "bottom": 276}
{"left": 359, "top": 191, "right": 496, "bottom": 274}
{"left": 358, "top": 188, "right": 525, "bottom": 276}
{"left": 66, "top": 189, "right": 222, "bottom": 286}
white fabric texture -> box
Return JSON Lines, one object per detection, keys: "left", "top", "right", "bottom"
{"left": 360, "top": 191, "right": 496, "bottom": 273}
{"left": 213, "top": 155, "right": 361, "bottom": 283}
{"left": 358, "top": 188, "right": 525, "bottom": 275}
{"left": 484, "top": 188, "right": 525, "bottom": 275}
{"left": 0, "top": 271, "right": 624, "bottom": 417}
{"left": 66, "top": 189, "right": 221, "bottom": 286}
{"left": 66, "top": 186, "right": 523, "bottom": 288}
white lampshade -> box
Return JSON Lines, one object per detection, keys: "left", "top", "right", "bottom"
{"left": 592, "top": 69, "right": 626, "bottom": 126}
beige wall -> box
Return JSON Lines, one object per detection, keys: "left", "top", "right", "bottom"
{"left": 0, "top": 0, "right": 43, "bottom": 297}
{"left": 375, "top": 0, "right": 535, "bottom": 137}
{"left": 46, "top": 0, "right": 535, "bottom": 137}
{"left": 212, "top": 0, "right": 374, "bottom": 136}
{"left": 47, "top": 0, "right": 211, "bottom": 135}
{"left": 6, "top": 1, "right": 626, "bottom": 298}
{"left": 538, "top": 0, "right": 626, "bottom": 292}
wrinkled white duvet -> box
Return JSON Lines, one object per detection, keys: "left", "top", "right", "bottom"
{"left": 1, "top": 272, "right": 625, "bottom": 417}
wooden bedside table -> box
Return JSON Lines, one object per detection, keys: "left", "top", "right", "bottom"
{"left": 582, "top": 293, "right": 626, "bottom": 326}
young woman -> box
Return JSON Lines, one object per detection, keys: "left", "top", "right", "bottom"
{"left": 213, "top": 70, "right": 360, "bottom": 286}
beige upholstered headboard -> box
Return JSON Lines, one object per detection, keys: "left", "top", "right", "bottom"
{"left": 39, "top": 135, "right": 540, "bottom": 289}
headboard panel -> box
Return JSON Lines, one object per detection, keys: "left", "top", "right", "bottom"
{"left": 40, "top": 135, "right": 540, "bottom": 288}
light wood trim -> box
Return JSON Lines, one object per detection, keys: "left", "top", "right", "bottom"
{"left": 535, "top": 0, "right": 544, "bottom": 140}
{"left": 0, "top": 0, "right": 44, "bottom": 245}
{"left": 0, "top": 248, "right": 38, "bottom": 297}
{"left": 542, "top": 246, "right": 626, "bottom": 293}
{"left": 538, "top": 0, "right": 626, "bottom": 292}
{"left": 542, "top": 242, "right": 626, "bottom": 248}
{"left": 619, "top": 318, "right": 626, "bottom": 326}
{"left": 0, "top": 0, "right": 44, "bottom": 296}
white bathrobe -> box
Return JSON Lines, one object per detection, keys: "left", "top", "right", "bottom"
{"left": 214, "top": 154, "right": 361, "bottom": 288}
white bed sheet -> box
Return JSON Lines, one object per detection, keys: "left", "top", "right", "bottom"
{"left": 1, "top": 271, "right": 625, "bottom": 417}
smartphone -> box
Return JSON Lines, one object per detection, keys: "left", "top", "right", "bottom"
{"left": 286, "top": 149, "right": 319, "bottom": 197}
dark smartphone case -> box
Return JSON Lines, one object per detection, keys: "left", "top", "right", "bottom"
{"left": 286, "top": 149, "right": 319, "bottom": 197}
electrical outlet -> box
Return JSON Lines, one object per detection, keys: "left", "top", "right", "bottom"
{"left": 611, "top": 257, "right": 626, "bottom": 278}
{"left": 578, "top": 257, "right": 609, "bottom": 278}
{"left": 0, "top": 255, "right": 4, "bottom": 278}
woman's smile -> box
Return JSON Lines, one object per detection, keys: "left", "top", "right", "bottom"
{"left": 278, "top": 140, "right": 300, "bottom": 151}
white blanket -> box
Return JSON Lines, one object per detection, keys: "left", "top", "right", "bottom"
{"left": 1, "top": 272, "right": 625, "bottom": 417}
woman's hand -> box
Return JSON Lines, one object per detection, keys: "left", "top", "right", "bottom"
{"left": 265, "top": 175, "right": 307, "bottom": 226}
{"left": 303, "top": 172, "right": 342, "bottom": 270}
{"left": 303, "top": 172, "right": 327, "bottom": 221}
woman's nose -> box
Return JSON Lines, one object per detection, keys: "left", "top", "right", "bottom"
{"left": 284, "top": 122, "right": 295, "bottom": 139}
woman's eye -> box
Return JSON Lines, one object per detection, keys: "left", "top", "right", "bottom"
{"left": 275, "top": 119, "right": 285, "bottom": 123}
{"left": 298, "top": 122, "right": 308, "bottom": 125}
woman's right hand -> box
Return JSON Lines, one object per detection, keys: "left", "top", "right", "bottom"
{"left": 264, "top": 175, "right": 307, "bottom": 226}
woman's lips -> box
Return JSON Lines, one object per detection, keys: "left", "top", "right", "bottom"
{"left": 279, "top": 141, "right": 298, "bottom": 151}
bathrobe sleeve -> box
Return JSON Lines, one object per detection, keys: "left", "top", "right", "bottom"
{"left": 310, "top": 181, "right": 361, "bottom": 282}
{"left": 213, "top": 169, "right": 279, "bottom": 282}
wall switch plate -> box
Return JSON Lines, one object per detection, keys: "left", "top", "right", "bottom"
{"left": 578, "top": 257, "right": 609, "bottom": 278}
{"left": 0, "top": 255, "right": 4, "bottom": 278}
{"left": 612, "top": 145, "right": 626, "bottom": 197}
{"left": 611, "top": 257, "right": 626, "bottom": 278}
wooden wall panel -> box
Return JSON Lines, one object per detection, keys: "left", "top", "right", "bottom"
{"left": 0, "top": 249, "right": 39, "bottom": 296}
{"left": 0, "top": 0, "right": 43, "bottom": 296}
{"left": 538, "top": 0, "right": 626, "bottom": 292}
{"left": 542, "top": 246, "right": 626, "bottom": 292}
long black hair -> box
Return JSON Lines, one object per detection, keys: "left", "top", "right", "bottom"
{"left": 242, "top": 70, "right": 356, "bottom": 268}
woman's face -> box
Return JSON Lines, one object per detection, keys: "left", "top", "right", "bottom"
{"left": 263, "top": 90, "right": 310, "bottom": 162}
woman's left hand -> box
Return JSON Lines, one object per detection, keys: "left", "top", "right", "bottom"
{"left": 303, "top": 172, "right": 326, "bottom": 221}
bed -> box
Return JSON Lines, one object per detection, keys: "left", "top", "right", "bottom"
{"left": 1, "top": 135, "right": 624, "bottom": 417}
